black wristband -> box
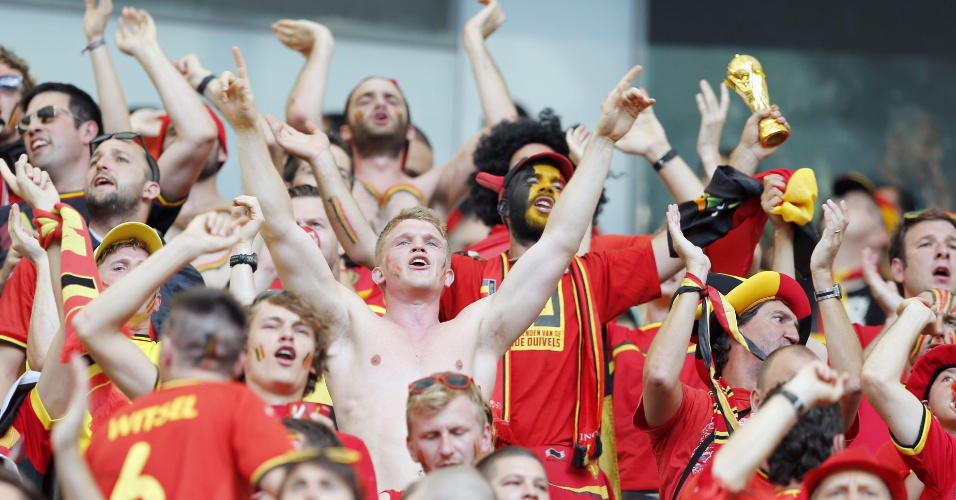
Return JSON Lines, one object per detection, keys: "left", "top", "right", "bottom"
{"left": 777, "top": 389, "right": 805, "bottom": 415}
{"left": 229, "top": 253, "right": 258, "bottom": 273}
{"left": 196, "top": 74, "right": 216, "bottom": 95}
{"left": 653, "top": 148, "right": 678, "bottom": 172}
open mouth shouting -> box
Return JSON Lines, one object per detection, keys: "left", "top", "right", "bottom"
{"left": 933, "top": 264, "right": 952, "bottom": 283}
{"left": 29, "top": 137, "right": 50, "bottom": 155}
{"left": 409, "top": 255, "right": 430, "bottom": 270}
{"left": 531, "top": 196, "right": 554, "bottom": 213}
{"left": 274, "top": 345, "right": 298, "bottom": 367}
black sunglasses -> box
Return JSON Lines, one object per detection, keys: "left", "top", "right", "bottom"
{"left": 89, "top": 132, "right": 160, "bottom": 182}
{"left": 16, "top": 105, "right": 78, "bottom": 135}
{"left": 0, "top": 75, "right": 23, "bottom": 92}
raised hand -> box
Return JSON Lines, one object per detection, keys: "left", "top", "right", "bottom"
{"left": 115, "top": 7, "right": 158, "bottom": 57}
{"left": 594, "top": 66, "right": 655, "bottom": 142}
{"left": 273, "top": 19, "right": 331, "bottom": 57}
{"left": 565, "top": 125, "right": 591, "bottom": 166}
{"left": 182, "top": 210, "right": 243, "bottom": 255}
{"left": 784, "top": 360, "right": 848, "bottom": 409}
{"left": 614, "top": 101, "right": 668, "bottom": 158}
{"left": 730, "top": 106, "right": 790, "bottom": 174}
{"left": 51, "top": 356, "right": 91, "bottom": 454}
{"left": 760, "top": 174, "right": 788, "bottom": 229}
{"left": 8, "top": 204, "right": 44, "bottom": 265}
{"left": 265, "top": 116, "right": 330, "bottom": 164}
{"left": 232, "top": 195, "right": 264, "bottom": 246}
{"left": 810, "top": 199, "right": 849, "bottom": 277}
{"left": 217, "top": 47, "right": 258, "bottom": 130}
{"left": 696, "top": 80, "right": 730, "bottom": 170}
{"left": 861, "top": 247, "right": 902, "bottom": 316}
{"left": 463, "top": 0, "right": 505, "bottom": 43}
{"left": 666, "top": 204, "right": 709, "bottom": 279}
{"left": 0, "top": 154, "right": 59, "bottom": 212}
{"left": 173, "top": 53, "right": 214, "bottom": 91}
{"left": 83, "top": 0, "right": 113, "bottom": 42}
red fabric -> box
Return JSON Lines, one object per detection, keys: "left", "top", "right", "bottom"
{"left": 0, "top": 259, "right": 36, "bottom": 349}
{"left": 86, "top": 381, "right": 295, "bottom": 499}
{"left": 440, "top": 242, "right": 660, "bottom": 450}
{"left": 524, "top": 444, "right": 615, "bottom": 499}
{"left": 892, "top": 407, "right": 956, "bottom": 500}
{"left": 704, "top": 169, "right": 797, "bottom": 277}
{"left": 461, "top": 225, "right": 647, "bottom": 259}
{"left": 337, "top": 432, "right": 379, "bottom": 500}
{"left": 680, "top": 462, "right": 782, "bottom": 499}
{"left": 350, "top": 265, "right": 386, "bottom": 316}
{"left": 843, "top": 323, "right": 893, "bottom": 454}
{"left": 11, "top": 390, "right": 53, "bottom": 478}
{"left": 875, "top": 440, "right": 909, "bottom": 479}
{"left": 634, "top": 383, "right": 754, "bottom": 500}
{"left": 608, "top": 323, "right": 708, "bottom": 492}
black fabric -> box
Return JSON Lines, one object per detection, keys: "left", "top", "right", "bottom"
{"left": 0, "top": 139, "right": 25, "bottom": 170}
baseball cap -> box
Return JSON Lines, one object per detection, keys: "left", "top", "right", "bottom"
{"left": 906, "top": 343, "right": 956, "bottom": 402}
{"left": 475, "top": 151, "right": 575, "bottom": 201}
{"left": 93, "top": 222, "right": 164, "bottom": 263}
{"left": 831, "top": 172, "right": 877, "bottom": 199}
{"left": 799, "top": 447, "right": 906, "bottom": 500}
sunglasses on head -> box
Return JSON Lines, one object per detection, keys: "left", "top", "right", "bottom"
{"left": 408, "top": 373, "right": 474, "bottom": 395}
{"left": 0, "top": 75, "right": 23, "bottom": 92}
{"left": 16, "top": 105, "right": 79, "bottom": 135}
{"left": 904, "top": 209, "right": 956, "bottom": 221}
{"left": 89, "top": 132, "right": 160, "bottom": 182}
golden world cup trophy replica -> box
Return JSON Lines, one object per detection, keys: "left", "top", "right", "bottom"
{"left": 725, "top": 54, "right": 789, "bottom": 147}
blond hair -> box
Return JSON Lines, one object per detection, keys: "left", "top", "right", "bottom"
{"left": 406, "top": 372, "right": 489, "bottom": 435}
{"left": 374, "top": 206, "right": 449, "bottom": 268}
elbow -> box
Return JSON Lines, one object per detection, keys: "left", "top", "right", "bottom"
{"left": 71, "top": 310, "right": 94, "bottom": 341}
{"left": 860, "top": 366, "right": 886, "bottom": 400}
{"left": 643, "top": 363, "right": 675, "bottom": 393}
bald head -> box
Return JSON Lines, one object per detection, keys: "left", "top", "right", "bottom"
{"left": 404, "top": 465, "right": 494, "bottom": 500}
{"left": 756, "top": 345, "right": 819, "bottom": 395}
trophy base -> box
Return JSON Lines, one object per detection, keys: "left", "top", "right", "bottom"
{"left": 759, "top": 117, "right": 789, "bottom": 148}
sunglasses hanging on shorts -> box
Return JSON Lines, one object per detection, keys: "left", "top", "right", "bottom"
{"left": 15, "top": 105, "right": 79, "bottom": 135}
{"left": 408, "top": 373, "right": 475, "bottom": 395}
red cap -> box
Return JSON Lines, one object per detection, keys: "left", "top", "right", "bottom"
{"left": 906, "top": 343, "right": 956, "bottom": 401}
{"left": 475, "top": 151, "right": 575, "bottom": 201}
{"left": 800, "top": 448, "right": 906, "bottom": 500}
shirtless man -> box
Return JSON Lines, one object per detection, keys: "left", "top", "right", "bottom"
{"left": 218, "top": 47, "right": 653, "bottom": 490}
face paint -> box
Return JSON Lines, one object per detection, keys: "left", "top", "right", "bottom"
{"left": 354, "top": 110, "right": 362, "bottom": 122}
{"left": 301, "top": 225, "right": 321, "bottom": 248}
{"left": 203, "top": 333, "right": 218, "bottom": 358}
{"left": 255, "top": 344, "right": 265, "bottom": 362}
{"left": 502, "top": 164, "right": 566, "bottom": 246}
{"left": 302, "top": 351, "right": 313, "bottom": 369}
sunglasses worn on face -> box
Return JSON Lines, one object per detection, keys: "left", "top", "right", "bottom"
{"left": 16, "top": 105, "right": 78, "bottom": 135}
{"left": 0, "top": 75, "right": 23, "bottom": 92}
{"left": 408, "top": 373, "right": 474, "bottom": 395}
{"left": 89, "top": 132, "right": 160, "bottom": 182}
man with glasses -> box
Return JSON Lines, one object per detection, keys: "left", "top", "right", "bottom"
{"left": 0, "top": 47, "right": 33, "bottom": 195}
{"left": 0, "top": 133, "right": 203, "bottom": 401}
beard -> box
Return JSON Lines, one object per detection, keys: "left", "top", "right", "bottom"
{"left": 502, "top": 181, "right": 546, "bottom": 247}
{"left": 86, "top": 185, "right": 141, "bottom": 224}
{"left": 349, "top": 120, "right": 408, "bottom": 158}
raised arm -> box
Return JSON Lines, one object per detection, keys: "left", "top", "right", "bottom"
{"left": 228, "top": 195, "right": 263, "bottom": 306}
{"left": 711, "top": 361, "right": 846, "bottom": 492}
{"left": 728, "top": 106, "right": 789, "bottom": 176}
{"left": 481, "top": 66, "right": 654, "bottom": 354}
{"left": 116, "top": 7, "right": 217, "bottom": 201}
{"left": 51, "top": 356, "right": 106, "bottom": 500}
{"left": 615, "top": 102, "right": 704, "bottom": 203}
{"left": 84, "top": 0, "right": 131, "bottom": 134}
{"left": 9, "top": 205, "right": 57, "bottom": 371}
{"left": 220, "top": 48, "right": 351, "bottom": 324}
{"left": 861, "top": 297, "right": 936, "bottom": 446}
{"left": 695, "top": 80, "right": 730, "bottom": 183}
{"left": 276, "top": 19, "right": 334, "bottom": 133}
{"left": 812, "top": 200, "right": 863, "bottom": 427}
{"left": 643, "top": 205, "right": 711, "bottom": 427}
{"left": 761, "top": 174, "right": 796, "bottom": 277}
{"left": 266, "top": 117, "right": 377, "bottom": 269}
{"left": 462, "top": 0, "right": 518, "bottom": 125}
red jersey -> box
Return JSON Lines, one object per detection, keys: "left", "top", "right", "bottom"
{"left": 680, "top": 462, "right": 796, "bottom": 499}
{"left": 440, "top": 241, "right": 660, "bottom": 449}
{"left": 846, "top": 324, "right": 891, "bottom": 454}
{"left": 461, "top": 224, "right": 648, "bottom": 259}
{"left": 635, "top": 383, "right": 754, "bottom": 500}
{"left": 86, "top": 380, "right": 296, "bottom": 499}
{"left": 607, "top": 322, "right": 707, "bottom": 492}
{"left": 0, "top": 259, "right": 36, "bottom": 350}
{"left": 9, "top": 390, "right": 54, "bottom": 488}
{"left": 892, "top": 406, "right": 956, "bottom": 500}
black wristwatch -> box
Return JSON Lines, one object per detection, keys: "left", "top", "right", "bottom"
{"left": 229, "top": 253, "right": 258, "bottom": 273}
{"left": 778, "top": 388, "right": 805, "bottom": 415}
{"left": 814, "top": 282, "right": 843, "bottom": 302}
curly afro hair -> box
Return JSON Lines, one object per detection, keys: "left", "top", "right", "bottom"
{"left": 765, "top": 400, "right": 843, "bottom": 485}
{"left": 469, "top": 109, "right": 607, "bottom": 228}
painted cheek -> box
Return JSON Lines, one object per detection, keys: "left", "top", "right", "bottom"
{"left": 254, "top": 344, "right": 266, "bottom": 362}
{"left": 302, "top": 351, "right": 313, "bottom": 369}
{"left": 353, "top": 110, "right": 362, "bottom": 121}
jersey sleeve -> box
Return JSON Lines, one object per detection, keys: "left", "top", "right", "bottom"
{"left": 232, "top": 388, "right": 298, "bottom": 487}
{"left": 439, "top": 254, "right": 486, "bottom": 321}
{"left": 584, "top": 237, "right": 661, "bottom": 321}
{"left": 0, "top": 260, "right": 38, "bottom": 350}
{"left": 148, "top": 197, "right": 185, "bottom": 236}
{"left": 892, "top": 405, "right": 956, "bottom": 495}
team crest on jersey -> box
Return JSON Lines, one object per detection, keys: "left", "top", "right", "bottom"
{"left": 546, "top": 448, "right": 566, "bottom": 461}
{"left": 480, "top": 279, "right": 497, "bottom": 296}
{"left": 511, "top": 282, "right": 565, "bottom": 352}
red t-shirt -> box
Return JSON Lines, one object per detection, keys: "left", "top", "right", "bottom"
{"left": 635, "top": 383, "right": 754, "bottom": 500}
{"left": 846, "top": 323, "right": 891, "bottom": 454}
{"left": 86, "top": 381, "right": 296, "bottom": 499}
{"left": 440, "top": 241, "right": 660, "bottom": 448}
{"left": 892, "top": 406, "right": 956, "bottom": 500}
{"left": 608, "top": 322, "right": 708, "bottom": 492}
{"left": 0, "top": 259, "right": 36, "bottom": 349}
{"left": 680, "top": 461, "right": 794, "bottom": 499}
{"left": 10, "top": 390, "right": 54, "bottom": 486}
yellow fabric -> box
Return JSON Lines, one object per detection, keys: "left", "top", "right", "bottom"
{"left": 302, "top": 377, "right": 333, "bottom": 406}
{"left": 771, "top": 168, "right": 817, "bottom": 226}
